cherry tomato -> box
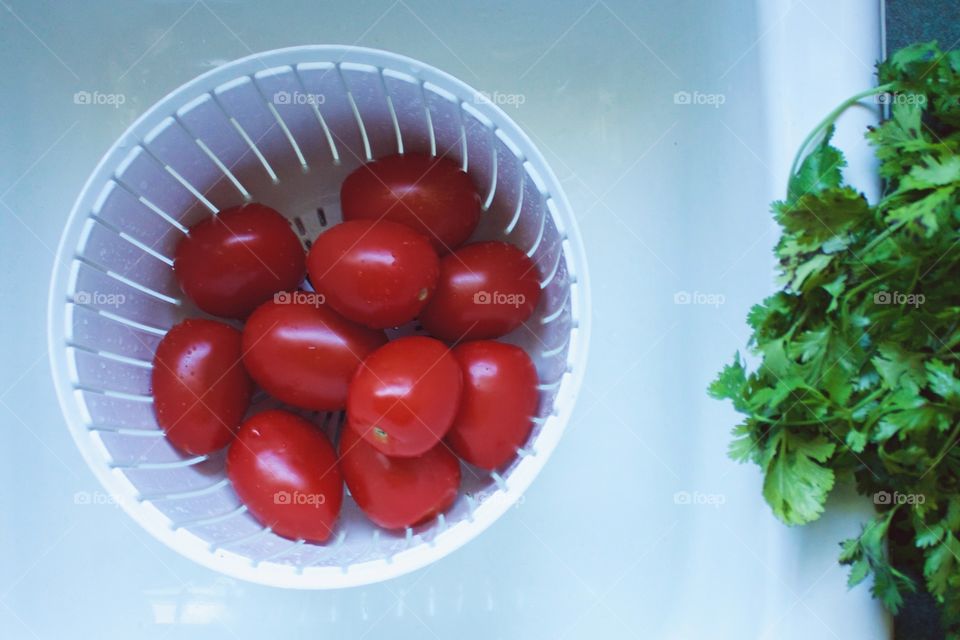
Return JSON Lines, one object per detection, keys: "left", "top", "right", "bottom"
{"left": 242, "top": 297, "right": 387, "bottom": 411}
{"left": 175, "top": 203, "right": 306, "bottom": 319}
{"left": 347, "top": 336, "right": 462, "bottom": 457}
{"left": 307, "top": 220, "right": 439, "bottom": 329}
{"left": 227, "top": 410, "right": 342, "bottom": 543}
{"left": 419, "top": 241, "right": 542, "bottom": 342}
{"left": 339, "top": 424, "right": 460, "bottom": 530}
{"left": 340, "top": 153, "right": 481, "bottom": 254}
{"left": 152, "top": 319, "right": 253, "bottom": 455}
{"left": 447, "top": 341, "right": 539, "bottom": 469}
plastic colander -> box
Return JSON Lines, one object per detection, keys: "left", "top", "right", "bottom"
{"left": 47, "top": 46, "right": 590, "bottom": 588}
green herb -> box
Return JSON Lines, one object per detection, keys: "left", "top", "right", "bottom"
{"left": 710, "top": 41, "right": 960, "bottom": 634}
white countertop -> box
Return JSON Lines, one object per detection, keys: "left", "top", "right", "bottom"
{"left": 0, "top": 1, "right": 889, "bottom": 637}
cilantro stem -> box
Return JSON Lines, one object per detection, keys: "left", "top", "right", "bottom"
{"left": 787, "top": 82, "right": 898, "bottom": 196}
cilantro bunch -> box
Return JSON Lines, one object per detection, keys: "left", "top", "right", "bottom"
{"left": 710, "top": 42, "right": 960, "bottom": 634}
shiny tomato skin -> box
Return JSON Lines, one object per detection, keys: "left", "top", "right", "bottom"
{"left": 152, "top": 319, "right": 253, "bottom": 455}
{"left": 419, "top": 241, "right": 542, "bottom": 342}
{"left": 347, "top": 336, "right": 462, "bottom": 457}
{"left": 447, "top": 341, "right": 539, "bottom": 469}
{"left": 340, "top": 153, "right": 481, "bottom": 254}
{"left": 227, "top": 410, "right": 342, "bottom": 543}
{"left": 307, "top": 220, "right": 439, "bottom": 329}
{"left": 175, "top": 203, "right": 306, "bottom": 319}
{"left": 242, "top": 298, "right": 387, "bottom": 411}
{"left": 339, "top": 424, "right": 460, "bottom": 530}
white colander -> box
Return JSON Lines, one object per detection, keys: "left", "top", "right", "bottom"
{"left": 47, "top": 45, "right": 590, "bottom": 589}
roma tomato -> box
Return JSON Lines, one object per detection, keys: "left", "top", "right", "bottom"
{"left": 447, "top": 341, "right": 539, "bottom": 469}
{"left": 339, "top": 425, "right": 460, "bottom": 530}
{"left": 419, "top": 241, "right": 542, "bottom": 342}
{"left": 175, "top": 203, "right": 306, "bottom": 319}
{"left": 242, "top": 297, "right": 387, "bottom": 411}
{"left": 227, "top": 410, "right": 342, "bottom": 543}
{"left": 307, "top": 220, "right": 439, "bottom": 329}
{"left": 347, "top": 336, "right": 462, "bottom": 457}
{"left": 152, "top": 319, "right": 253, "bottom": 455}
{"left": 340, "top": 153, "right": 481, "bottom": 254}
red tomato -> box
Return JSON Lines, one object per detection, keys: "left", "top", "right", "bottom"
{"left": 242, "top": 298, "right": 387, "bottom": 411}
{"left": 419, "top": 241, "right": 542, "bottom": 342}
{"left": 227, "top": 410, "right": 342, "bottom": 543}
{"left": 152, "top": 319, "right": 253, "bottom": 455}
{"left": 347, "top": 336, "right": 462, "bottom": 457}
{"left": 175, "top": 203, "right": 306, "bottom": 319}
{"left": 447, "top": 341, "right": 539, "bottom": 469}
{"left": 340, "top": 153, "right": 481, "bottom": 254}
{"left": 307, "top": 220, "right": 439, "bottom": 329}
{"left": 339, "top": 424, "right": 460, "bottom": 530}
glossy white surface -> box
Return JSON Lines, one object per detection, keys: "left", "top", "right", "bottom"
{"left": 0, "top": 0, "right": 887, "bottom": 637}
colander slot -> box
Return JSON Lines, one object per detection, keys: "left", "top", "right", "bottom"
{"left": 419, "top": 82, "right": 438, "bottom": 157}
{"left": 384, "top": 94, "right": 404, "bottom": 155}
{"left": 93, "top": 182, "right": 185, "bottom": 259}
{"left": 214, "top": 76, "right": 300, "bottom": 183}
{"left": 177, "top": 93, "right": 276, "bottom": 192}
{"left": 539, "top": 244, "right": 564, "bottom": 289}
{"left": 86, "top": 425, "right": 163, "bottom": 436}
{"left": 118, "top": 453, "right": 226, "bottom": 496}
{"left": 70, "top": 264, "right": 181, "bottom": 329}
{"left": 422, "top": 82, "right": 466, "bottom": 166}
{"left": 193, "top": 137, "right": 252, "bottom": 200}
{"left": 78, "top": 389, "right": 160, "bottom": 431}
{"left": 536, "top": 374, "right": 566, "bottom": 391}
{"left": 97, "top": 431, "right": 209, "bottom": 469}
{"left": 68, "top": 304, "right": 162, "bottom": 362}
{"left": 72, "top": 387, "right": 151, "bottom": 403}
{"left": 226, "top": 117, "right": 278, "bottom": 184}
{"left": 93, "top": 308, "right": 169, "bottom": 336}
{"left": 68, "top": 343, "right": 152, "bottom": 369}
{"left": 142, "top": 116, "right": 243, "bottom": 210}
{"left": 109, "top": 455, "right": 208, "bottom": 471}
{"left": 504, "top": 170, "right": 525, "bottom": 235}
{"left": 252, "top": 536, "right": 306, "bottom": 567}
{"left": 295, "top": 62, "right": 368, "bottom": 166}
{"left": 262, "top": 100, "right": 309, "bottom": 172}
{"left": 382, "top": 69, "right": 433, "bottom": 156}
{"left": 459, "top": 102, "right": 497, "bottom": 208}
{"left": 254, "top": 65, "right": 339, "bottom": 168}
{"left": 73, "top": 256, "right": 180, "bottom": 306}
{"left": 483, "top": 137, "right": 497, "bottom": 211}
{"left": 137, "top": 477, "right": 231, "bottom": 503}
{"left": 113, "top": 147, "right": 209, "bottom": 230}
{"left": 212, "top": 526, "right": 272, "bottom": 554}
{"left": 339, "top": 63, "right": 401, "bottom": 159}
{"left": 126, "top": 190, "right": 189, "bottom": 235}
{"left": 77, "top": 220, "right": 177, "bottom": 298}
{"left": 539, "top": 293, "right": 569, "bottom": 325}
{"left": 171, "top": 504, "right": 247, "bottom": 530}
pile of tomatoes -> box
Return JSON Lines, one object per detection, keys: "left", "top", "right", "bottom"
{"left": 151, "top": 153, "right": 543, "bottom": 543}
